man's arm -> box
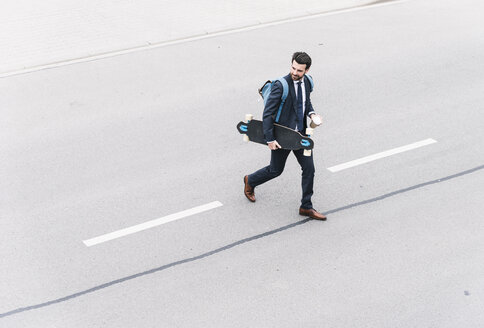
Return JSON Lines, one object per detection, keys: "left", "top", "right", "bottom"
{"left": 305, "top": 81, "right": 323, "bottom": 127}
{"left": 262, "top": 80, "right": 283, "bottom": 147}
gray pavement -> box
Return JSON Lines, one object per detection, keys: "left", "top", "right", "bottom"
{"left": 0, "top": 0, "right": 376, "bottom": 75}
{"left": 2, "top": 0, "right": 484, "bottom": 327}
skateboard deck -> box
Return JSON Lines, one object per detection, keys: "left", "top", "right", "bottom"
{"left": 236, "top": 118, "right": 314, "bottom": 151}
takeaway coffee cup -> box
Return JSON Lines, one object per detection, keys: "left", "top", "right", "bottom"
{"left": 310, "top": 115, "right": 322, "bottom": 128}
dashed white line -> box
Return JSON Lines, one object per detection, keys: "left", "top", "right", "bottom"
{"left": 327, "top": 138, "right": 438, "bottom": 173}
{"left": 83, "top": 201, "right": 223, "bottom": 247}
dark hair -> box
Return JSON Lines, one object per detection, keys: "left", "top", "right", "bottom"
{"left": 292, "top": 52, "right": 312, "bottom": 69}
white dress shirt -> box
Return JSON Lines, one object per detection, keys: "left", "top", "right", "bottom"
{"left": 294, "top": 79, "right": 306, "bottom": 113}
{"left": 294, "top": 78, "right": 315, "bottom": 131}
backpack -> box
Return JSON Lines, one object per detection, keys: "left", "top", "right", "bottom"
{"left": 258, "top": 75, "right": 314, "bottom": 123}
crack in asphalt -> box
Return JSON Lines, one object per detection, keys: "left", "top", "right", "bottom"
{"left": 1, "top": 164, "right": 483, "bottom": 319}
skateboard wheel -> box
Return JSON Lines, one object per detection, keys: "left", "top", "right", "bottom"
{"left": 243, "top": 135, "right": 250, "bottom": 142}
{"left": 306, "top": 128, "right": 314, "bottom": 136}
{"left": 304, "top": 149, "right": 312, "bottom": 157}
{"left": 245, "top": 114, "right": 254, "bottom": 122}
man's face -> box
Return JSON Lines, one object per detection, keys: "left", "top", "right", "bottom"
{"left": 290, "top": 60, "right": 309, "bottom": 81}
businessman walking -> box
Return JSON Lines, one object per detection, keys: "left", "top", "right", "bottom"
{"left": 243, "top": 52, "right": 326, "bottom": 220}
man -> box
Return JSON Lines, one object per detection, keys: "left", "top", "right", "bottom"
{"left": 243, "top": 52, "right": 327, "bottom": 220}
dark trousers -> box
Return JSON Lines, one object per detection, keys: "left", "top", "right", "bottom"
{"left": 247, "top": 149, "right": 315, "bottom": 209}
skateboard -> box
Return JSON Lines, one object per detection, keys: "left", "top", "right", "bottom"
{"left": 236, "top": 114, "right": 315, "bottom": 156}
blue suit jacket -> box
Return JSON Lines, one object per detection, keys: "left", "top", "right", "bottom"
{"left": 262, "top": 74, "right": 315, "bottom": 142}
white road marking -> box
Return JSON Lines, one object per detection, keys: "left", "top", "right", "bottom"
{"left": 0, "top": 0, "right": 406, "bottom": 79}
{"left": 327, "top": 138, "right": 438, "bottom": 172}
{"left": 83, "top": 201, "right": 223, "bottom": 247}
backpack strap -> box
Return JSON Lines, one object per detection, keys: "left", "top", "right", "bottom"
{"left": 275, "top": 77, "right": 289, "bottom": 123}
{"left": 306, "top": 74, "right": 314, "bottom": 92}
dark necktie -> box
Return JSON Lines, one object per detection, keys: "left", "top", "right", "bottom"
{"left": 297, "top": 81, "right": 304, "bottom": 132}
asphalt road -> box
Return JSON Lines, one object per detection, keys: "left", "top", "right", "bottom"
{"left": 2, "top": 0, "right": 484, "bottom": 327}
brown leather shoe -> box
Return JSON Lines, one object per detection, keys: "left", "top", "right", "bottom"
{"left": 244, "top": 175, "right": 256, "bottom": 202}
{"left": 299, "top": 207, "right": 327, "bottom": 220}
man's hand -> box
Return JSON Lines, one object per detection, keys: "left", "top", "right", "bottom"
{"left": 268, "top": 141, "right": 282, "bottom": 150}
{"left": 309, "top": 114, "right": 323, "bottom": 128}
